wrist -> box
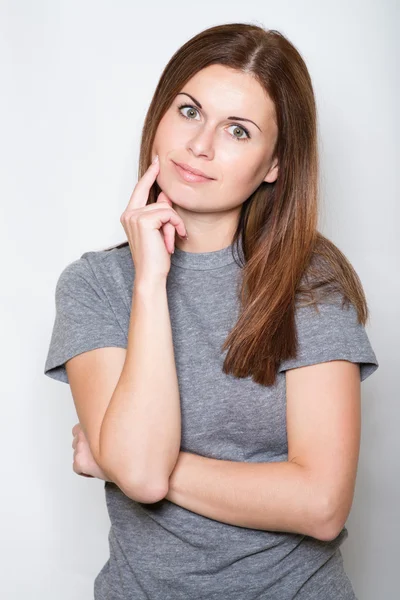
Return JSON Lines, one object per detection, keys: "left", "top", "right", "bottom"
{"left": 133, "top": 277, "right": 167, "bottom": 295}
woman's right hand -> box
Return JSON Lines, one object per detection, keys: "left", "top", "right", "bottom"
{"left": 120, "top": 155, "right": 188, "bottom": 284}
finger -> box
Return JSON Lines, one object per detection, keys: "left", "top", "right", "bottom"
{"left": 156, "top": 192, "right": 187, "bottom": 251}
{"left": 162, "top": 222, "right": 176, "bottom": 254}
{"left": 125, "top": 156, "right": 160, "bottom": 212}
{"left": 123, "top": 200, "right": 188, "bottom": 243}
{"left": 157, "top": 192, "right": 176, "bottom": 254}
{"left": 138, "top": 207, "right": 188, "bottom": 240}
{"left": 156, "top": 191, "right": 173, "bottom": 207}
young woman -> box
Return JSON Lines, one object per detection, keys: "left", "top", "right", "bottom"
{"left": 44, "top": 23, "right": 379, "bottom": 600}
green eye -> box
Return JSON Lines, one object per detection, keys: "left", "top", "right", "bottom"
{"left": 227, "top": 124, "right": 250, "bottom": 141}
{"left": 177, "top": 104, "right": 251, "bottom": 142}
{"left": 178, "top": 105, "right": 199, "bottom": 120}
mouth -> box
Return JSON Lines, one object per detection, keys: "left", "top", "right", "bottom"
{"left": 172, "top": 160, "right": 214, "bottom": 183}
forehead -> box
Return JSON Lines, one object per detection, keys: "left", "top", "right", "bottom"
{"left": 179, "top": 64, "right": 276, "bottom": 126}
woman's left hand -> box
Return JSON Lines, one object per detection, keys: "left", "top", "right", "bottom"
{"left": 72, "top": 423, "right": 111, "bottom": 481}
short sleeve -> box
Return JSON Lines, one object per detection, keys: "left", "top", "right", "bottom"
{"left": 277, "top": 297, "right": 379, "bottom": 382}
{"left": 44, "top": 257, "right": 127, "bottom": 384}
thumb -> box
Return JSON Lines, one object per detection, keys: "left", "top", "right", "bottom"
{"left": 156, "top": 191, "right": 173, "bottom": 206}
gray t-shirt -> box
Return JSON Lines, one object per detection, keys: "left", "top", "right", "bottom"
{"left": 44, "top": 239, "right": 379, "bottom": 600}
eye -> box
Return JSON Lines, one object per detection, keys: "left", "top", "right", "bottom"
{"left": 226, "top": 124, "right": 251, "bottom": 142}
{"left": 177, "top": 103, "right": 251, "bottom": 142}
{"left": 177, "top": 104, "right": 200, "bottom": 120}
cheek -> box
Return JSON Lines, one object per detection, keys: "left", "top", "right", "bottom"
{"left": 213, "top": 153, "right": 266, "bottom": 206}
{"left": 153, "top": 110, "right": 187, "bottom": 147}
{"left": 152, "top": 126, "right": 165, "bottom": 156}
{"left": 220, "top": 155, "right": 260, "bottom": 192}
{"left": 152, "top": 114, "right": 172, "bottom": 151}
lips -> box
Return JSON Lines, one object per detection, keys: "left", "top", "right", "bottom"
{"left": 173, "top": 161, "right": 214, "bottom": 180}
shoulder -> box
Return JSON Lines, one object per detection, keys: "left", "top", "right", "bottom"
{"left": 294, "top": 292, "right": 358, "bottom": 331}
{"left": 56, "top": 243, "right": 133, "bottom": 295}
{"left": 44, "top": 245, "right": 129, "bottom": 384}
{"left": 279, "top": 293, "right": 379, "bottom": 382}
{"left": 80, "top": 242, "right": 133, "bottom": 278}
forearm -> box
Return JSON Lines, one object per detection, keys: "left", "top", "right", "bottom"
{"left": 165, "top": 452, "right": 331, "bottom": 540}
{"left": 99, "top": 278, "right": 181, "bottom": 496}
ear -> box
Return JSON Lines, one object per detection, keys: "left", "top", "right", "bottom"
{"left": 263, "top": 159, "right": 279, "bottom": 184}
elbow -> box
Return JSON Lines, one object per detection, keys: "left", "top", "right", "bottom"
{"left": 316, "top": 517, "right": 345, "bottom": 543}
{"left": 120, "top": 476, "right": 169, "bottom": 504}
{"left": 100, "top": 454, "right": 169, "bottom": 503}
{"left": 98, "top": 433, "right": 169, "bottom": 503}
{"left": 313, "top": 497, "right": 345, "bottom": 542}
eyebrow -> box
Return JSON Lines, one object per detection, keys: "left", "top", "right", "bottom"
{"left": 176, "top": 92, "right": 262, "bottom": 132}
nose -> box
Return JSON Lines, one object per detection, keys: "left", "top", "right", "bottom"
{"left": 186, "top": 125, "right": 215, "bottom": 160}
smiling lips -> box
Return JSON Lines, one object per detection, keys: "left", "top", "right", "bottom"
{"left": 173, "top": 161, "right": 214, "bottom": 183}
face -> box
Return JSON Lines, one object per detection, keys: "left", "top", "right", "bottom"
{"left": 152, "top": 64, "right": 279, "bottom": 214}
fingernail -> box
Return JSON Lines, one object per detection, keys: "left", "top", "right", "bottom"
{"left": 152, "top": 154, "right": 159, "bottom": 164}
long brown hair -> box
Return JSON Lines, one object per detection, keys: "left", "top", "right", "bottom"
{"left": 105, "top": 23, "right": 370, "bottom": 386}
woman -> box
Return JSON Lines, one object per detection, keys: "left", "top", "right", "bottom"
{"left": 44, "top": 23, "right": 379, "bottom": 599}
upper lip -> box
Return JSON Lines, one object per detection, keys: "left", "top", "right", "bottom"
{"left": 173, "top": 161, "right": 214, "bottom": 179}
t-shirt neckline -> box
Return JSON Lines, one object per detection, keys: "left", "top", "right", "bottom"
{"left": 170, "top": 236, "right": 242, "bottom": 271}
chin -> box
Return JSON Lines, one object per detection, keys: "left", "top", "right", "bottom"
{"left": 157, "top": 173, "right": 192, "bottom": 203}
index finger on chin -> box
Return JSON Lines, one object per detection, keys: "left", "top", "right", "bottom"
{"left": 125, "top": 157, "right": 160, "bottom": 211}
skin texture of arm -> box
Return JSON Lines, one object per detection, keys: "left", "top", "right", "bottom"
{"left": 98, "top": 279, "right": 181, "bottom": 501}
{"left": 164, "top": 452, "right": 332, "bottom": 540}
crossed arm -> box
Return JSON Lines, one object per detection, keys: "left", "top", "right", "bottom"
{"left": 73, "top": 359, "right": 361, "bottom": 543}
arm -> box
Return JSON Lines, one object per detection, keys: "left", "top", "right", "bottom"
{"left": 164, "top": 360, "right": 361, "bottom": 542}
{"left": 62, "top": 157, "right": 185, "bottom": 503}
{"left": 73, "top": 358, "right": 359, "bottom": 537}
{"left": 99, "top": 279, "right": 181, "bottom": 500}
{"left": 72, "top": 432, "right": 323, "bottom": 537}
{"left": 66, "top": 278, "right": 181, "bottom": 504}
{"left": 165, "top": 452, "right": 328, "bottom": 540}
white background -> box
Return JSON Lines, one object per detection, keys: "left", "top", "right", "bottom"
{"left": 1, "top": 0, "right": 398, "bottom": 598}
